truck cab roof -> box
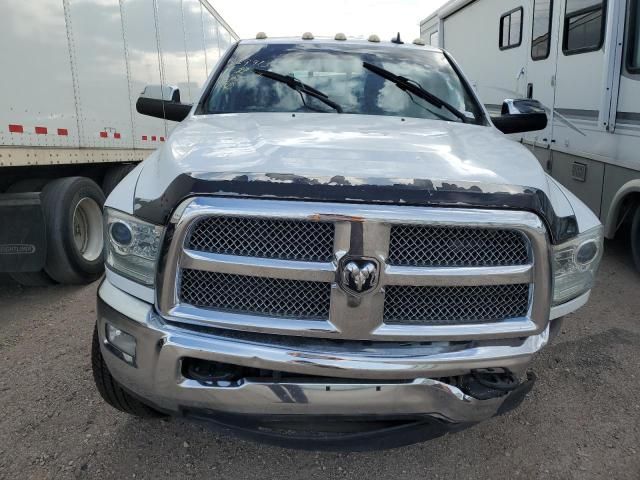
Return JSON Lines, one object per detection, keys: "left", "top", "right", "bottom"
{"left": 239, "top": 36, "right": 442, "bottom": 53}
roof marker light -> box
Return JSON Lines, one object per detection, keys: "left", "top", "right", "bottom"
{"left": 413, "top": 38, "right": 426, "bottom": 46}
{"left": 302, "top": 32, "right": 314, "bottom": 40}
{"left": 368, "top": 34, "right": 380, "bottom": 43}
{"left": 256, "top": 32, "right": 267, "bottom": 39}
{"left": 335, "top": 33, "right": 346, "bottom": 41}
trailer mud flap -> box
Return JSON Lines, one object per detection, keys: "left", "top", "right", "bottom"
{"left": 0, "top": 193, "right": 46, "bottom": 273}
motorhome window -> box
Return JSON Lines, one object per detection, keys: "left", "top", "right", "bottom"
{"left": 629, "top": 0, "right": 640, "bottom": 72}
{"left": 430, "top": 31, "right": 439, "bottom": 47}
{"left": 499, "top": 7, "right": 524, "bottom": 50}
{"left": 562, "top": 0, "right": 607, "bottom": 55}
{"left": 532, "top": 0, "right": 554, "bottom": 60}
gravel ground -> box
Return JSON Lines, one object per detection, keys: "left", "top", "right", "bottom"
{"left": 0, "top": 237, "right": 639, "bottom": 480}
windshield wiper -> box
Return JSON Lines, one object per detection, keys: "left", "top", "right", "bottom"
{"left": 254, "top": 69, "right": 343, "bottom": 113}
{"left": 362, "top": 62, "right": 468, "bottom": 123}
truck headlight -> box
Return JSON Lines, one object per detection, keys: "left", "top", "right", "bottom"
{"left": 552, "top": 226, "right": 603, "bottom": 305}
{"left": 104, "top": 208, "right": 164, "bottom": 286}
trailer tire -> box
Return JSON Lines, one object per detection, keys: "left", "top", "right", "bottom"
{"left": 102, "top": 164, "right": 136, "bottom": 197}
{"left": 7, "top": 179, "right": 57, "bottom": 286}
{"left": 91, "top": 326, "right": 165, "bottom": 418}
{"left": 631, "top": 205, "right": 640, "bottom": 273}
{"left": 41, "top": 177, "right": 105, "bottom": 284}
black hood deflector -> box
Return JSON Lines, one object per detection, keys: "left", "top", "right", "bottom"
{"left": 134, "top": 173, "right": 578, "bottom": 244}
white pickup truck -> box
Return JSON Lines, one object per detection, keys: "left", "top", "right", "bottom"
{"left": 92, "top": 35, "right": 603, "bottom": 449}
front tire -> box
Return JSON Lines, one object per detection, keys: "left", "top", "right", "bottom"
{"left": 549, "top": 317, "right": 565, "bottom": 343}
{"left": 91, "top": 326, "right": 165, "bottom": 418}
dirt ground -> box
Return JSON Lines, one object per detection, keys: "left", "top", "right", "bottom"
{"left": 0, "top": 237, "right": 639, "bottom": 480}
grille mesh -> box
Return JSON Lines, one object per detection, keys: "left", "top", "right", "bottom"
{"left": 187, "top": 216, "right": 334, "bottom": 262}
{"left": 179, "top": 269, "right": 331, "bottom": 320}
{"left": 383, "top": 284, "right": 530, "bottom": 325}
{"left": 388, "top": 225, "right": 530, "bottom": 267}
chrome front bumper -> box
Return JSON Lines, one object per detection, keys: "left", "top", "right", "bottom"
{"left": 97, "top": 279, "right": 548, "bottom": 425}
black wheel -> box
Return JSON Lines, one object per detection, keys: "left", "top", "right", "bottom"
{"left": 91, "top": 326, "right": 165, "bottom": 418}
{"left": 102, "top": 164, "right": 136, "bottom": 197}
{"left": 631, "top": 205, "right": 640, "bottom": 273}
{"left": 41, "top": 177, "right": 105, "bottom": 284}
{"left": 6, "top": 179, "right": 57, "bottom": 286}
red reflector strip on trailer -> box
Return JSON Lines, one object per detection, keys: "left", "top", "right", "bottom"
{"left": 100, "top": 131, "right": 108, "bottom": 138}
{"left": 160, "top": 136, "right": 165, "bottom": 142}
{"left": 58, "top": 128, "right": 69, "bottom": 136}
{"left": 151, "top": 136, "right": 157, "bottom": 141}
{"left": 142, "top": 135, "right": 148, "bottom": 140}
{"left": 9, "top": 124, "right": 24, "bottom": 133}
{"left": 114, "top": 132, "right": 121, "bottom": 139}
{"left": 35, "top": 126, "right": 48, "bottom": 134}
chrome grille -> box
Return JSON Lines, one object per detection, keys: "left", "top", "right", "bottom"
{"left": 388, "top": 225, "right": 530, "bottom": 267}
{"left": 160, "top": 198, "right": 550, "bottom": 342}
{"left": 383, "top": 284, "right": 531, "bottom": 325}
{"left": 187, "top": 216, "right": 334, "bottom": 262}
{"left": 179, "top": 269, "right": 331, "bottom": 320}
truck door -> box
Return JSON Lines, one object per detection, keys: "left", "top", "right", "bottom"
{"left": 523, "top": 0, "right": 562, "bottom": 169}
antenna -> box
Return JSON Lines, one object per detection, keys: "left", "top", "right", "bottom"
{"left": 391, "top": 32, "right": 403, "bottom": 44}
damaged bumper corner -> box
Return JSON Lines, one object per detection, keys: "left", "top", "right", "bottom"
{"left": 97, "top": 279, "right": 543, "bottom": 432}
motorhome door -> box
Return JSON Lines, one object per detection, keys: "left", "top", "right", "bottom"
{"left": 523, "top": 0, "right": 562, "bottom": 166}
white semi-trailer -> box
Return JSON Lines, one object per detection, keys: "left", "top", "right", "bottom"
{"left": 421, "top": 0, "right": 640, "bottom": 272}
{"left": 0, "top": 0, "right": 237, "bottom": 286}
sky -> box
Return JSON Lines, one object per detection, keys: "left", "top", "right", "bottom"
{"left": 212, "top": 0, "right": 450, "bottom": 42}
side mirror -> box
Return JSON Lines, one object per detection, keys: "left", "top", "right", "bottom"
{"left": 136, "top": 85, "right": 192, "bottom": 122}
{"left": 491, "top": 98, "right": 547, "bottom": 134}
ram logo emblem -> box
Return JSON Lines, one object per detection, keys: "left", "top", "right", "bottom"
{"left": 339, "top": 258, "right": 379, "bottom": 295}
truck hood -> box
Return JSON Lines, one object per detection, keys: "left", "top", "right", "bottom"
{"left": 136, "top": 112, "right": 550, "bottom": 197}
{"left": 132, "top": 113, "right": 578, "bottom": 242}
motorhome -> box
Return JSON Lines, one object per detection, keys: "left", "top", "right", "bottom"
{"left": 422, "top": 0, "right": 640, "bottom": 271}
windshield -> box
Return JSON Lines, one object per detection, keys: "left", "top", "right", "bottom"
{"left": 202, "top": 43, "right": 485, "bottom": 124}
